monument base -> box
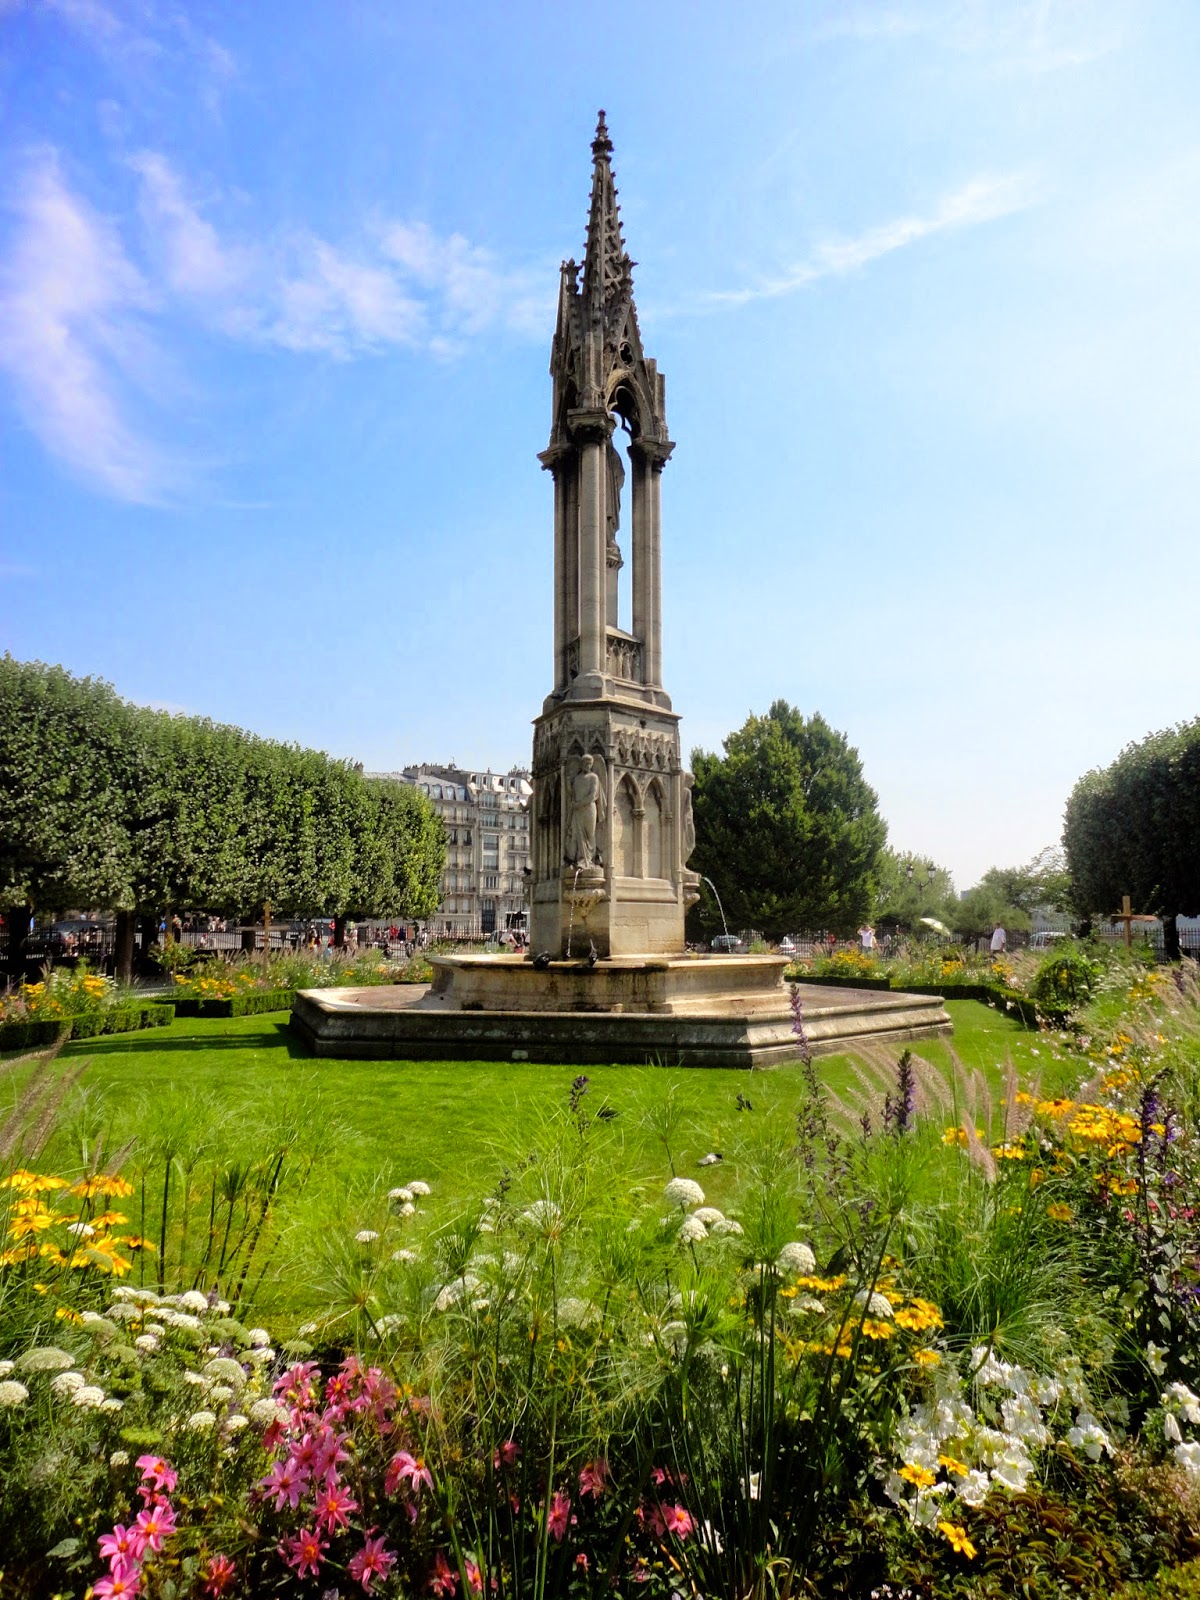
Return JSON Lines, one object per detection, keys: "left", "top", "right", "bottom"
{"left": 290, "top": 955, "right": 952, "bottom": 1070}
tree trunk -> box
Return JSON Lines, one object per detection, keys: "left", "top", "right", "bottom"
{"left": 333, "top": 914, "right": 347, "bottom": 949}
{"left": 138, "top": 915, "right": 159, "bottom": 975}
{"left": 4, "top": 903, "right": 33, "bottom": 984}
{"left": 115, "top": 910, "right": 136, "bottom": 985}
{"left": 1163, "top": 912, "right": 1181, "bottom": 962}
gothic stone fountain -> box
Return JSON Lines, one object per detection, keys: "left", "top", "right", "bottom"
{"left": 292, "top": 115, "right": 951, "bottom": 1067}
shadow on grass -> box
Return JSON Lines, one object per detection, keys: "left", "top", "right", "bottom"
{"left": 64, "top": 1019, "right": 313, "bottom": 1061}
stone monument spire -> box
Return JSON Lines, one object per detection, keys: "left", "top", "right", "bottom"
{"left": 531, "top": 113, "right": 695, "bottom": 958}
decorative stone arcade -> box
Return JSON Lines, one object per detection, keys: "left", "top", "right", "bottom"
{"left": 530, "top": 113, "right": 700, "bottom": 959}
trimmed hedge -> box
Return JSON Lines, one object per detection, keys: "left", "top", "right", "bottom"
{"left": 788, "top": 974, "right": 893, "bottom": 992}
{"left": 172, "top": 988, "right": 295, "bottom": 1019}
{"left": 788, "top": 972, "right": 1071, "bottom": 1030}
{"left": 0, "top": 1003, "right": 175, "bottom": 1054}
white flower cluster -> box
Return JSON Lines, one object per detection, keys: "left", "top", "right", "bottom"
{"left": 663, "top": 1177, "right": 705, "bottom": 1210}
{"left": 884, "top": 1347, "right": 1107, "bottom": 1528}
{"left": 1162, "top": 1381, "right": 1200, "bottom": 1475}
{"left": 8, "top": 1289, "right": 279, "bottom": 1449}
{"left": 433, "top": 1272, "right": 482, "bottom": 1313}
{"left": 777, "top": 1242, "right": 817, "bottom": 1276}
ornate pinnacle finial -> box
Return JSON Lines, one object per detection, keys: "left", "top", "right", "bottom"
{"left": 592, "top": 109, "right": 612, "bottom": 159}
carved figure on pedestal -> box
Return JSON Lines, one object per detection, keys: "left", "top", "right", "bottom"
{"left": 564, "top": 755, "right": 607, "bottom": 869}
{"left": 605, "top": 439, "right": 625, "bottom": 547}
{"left": 682, "top": 771, "right": 696, "bottom": 863}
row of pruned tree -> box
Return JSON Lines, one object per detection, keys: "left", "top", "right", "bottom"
{"left": 1064, "top": 718, "right": 1200, "bottom": 959}
{"left": 0, "top": 656, "right": 446, "bottom": 980}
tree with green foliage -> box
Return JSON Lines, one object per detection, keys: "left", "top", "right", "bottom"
{"left": 952, "top": 883, "right": 1031, "bottom": 950}
{"left": 342, "top": 778, "right": 446, "bottom": 936}
{"left": 977, "top": 848, "right": 1072, "bottom": 920}
{"left": 1064, "top": 718, "right": 1200, "bottom": 958}
{"left": 0, "top": 657, "right": 145, "bottom": 978}
{"left": 873, "top": 849, "right": 957, "bottom": 933}
{"left": 0, "top": 657, "right": 447, "bottom": 980}
{"left": 690, "top": 701, "right": 886, "bottom": 940}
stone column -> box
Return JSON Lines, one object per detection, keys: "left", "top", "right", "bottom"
{"left": 570, "top": 410, "right": 611, "bottom": 687}
{"left": 646, "top": 452, "right": 665, "bottom": 689}
{"left": 552, "top": 464, "right": 567, "bottom": 689}
{"left": 630, "top": 446, "right": 650, "bottom": 672}
{"left": 539, "top": 443, "right": 574, "bottom": 691}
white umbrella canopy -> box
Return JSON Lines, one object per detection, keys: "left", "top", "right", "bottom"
{"left": 919, "top": 916, "right": 951, "bottom": 935}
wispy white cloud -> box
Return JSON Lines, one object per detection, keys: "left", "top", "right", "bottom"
{"left": 0, "top": 148, "right": 550, "bottom": 499}
{"left": 41, "top": 0, "right": 239, "bottom": 109}
{"left": 129, "top": 152, "right": 550, "bottom": 358}
{"left": 130, "top": 151, "right": 246, "bottom": 298}
{"left": 0, "top": 153, "right": 174, "bottom": 502}
{"left": 698, "top": 172, "right": 1036, "bottom": 309}
{"left": 813, "top": 0, "right": 1128, "bottom": 73}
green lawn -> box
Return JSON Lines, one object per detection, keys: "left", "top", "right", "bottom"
{"left": 52, "top": 997, "right": 1070, "bottom": 1198}
{"left": 25, "top": 1000, "right": 1079, "bottom": 1326}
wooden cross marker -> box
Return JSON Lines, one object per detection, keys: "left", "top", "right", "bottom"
{"left": 1112, "top": 893, "right": 1135, "bottom": 950}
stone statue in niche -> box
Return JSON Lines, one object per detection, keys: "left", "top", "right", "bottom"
{"left": 564, "top": 755, "right": 607, "bottom": 869}
{"left": 681, "top": 771, "right": 696, "bottom": 862}
{"left": 605, "top": 438, "right": 625, "bottom": 566}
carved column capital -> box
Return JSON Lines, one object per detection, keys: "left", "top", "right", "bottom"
{"left": 538, "top": 442, "right": 573, "bottom": 473}
{"left": 568, "top": 407, "right": 616, "bottom": 445}
{"left": 631, "top": 436, "right": 674, "bottom": 471}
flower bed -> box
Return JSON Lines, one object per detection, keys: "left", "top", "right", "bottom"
{"left": 787, "top": 970, "right": 1072, "bottom": 1029}
{"left": 2, "top": 965, "right": 1199, "bottom": 1596}
{"left": 170, "top": 988, "right": 295, "bottom": 1019}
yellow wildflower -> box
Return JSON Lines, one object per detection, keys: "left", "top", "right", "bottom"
{"left": 894, "top": 1298, "right": 944, "bottom": 1333}
{"left": 70, "top": 1174, "right": 135, "bottom": 1199}
{"left": 90, "top": 1211, "right": 128, "bottom": 1230}
{"left": 1, "top": 1170, "right": 69, "bottom": 1193}
{"left": 938, "top": 1522, "right": 977, "bottom": 1559}
{"left": 1046, "top": 1202, "right": 1073, "bottom": 1222}
{"left": 899, "top": 1463, "right": 937, "bottom": 1489}
{"left": 938, "top": 1454, "right": 970, "bottom": 1476}
{"left": 795, "top": 1273, "right": 848, "bottom": 1292}
{"left": 941, "top": 1126, "right": 985, "bottom": 1147}
{"left": 1035, "top": 1098, "right": 1075, "bottom": 1118}
{"left": 9, "top": 1203, "right": 56, "bottom": 1238}
{"left": 991, "top": 1142, "right": 1027, "bottom": 1160}
{"left": 860, "top": 1318, "right": 895, "bottom": 1340}
{"left": 913, "top": 1349, "right": 942, "bottom": 1367}
{"left": 55, "top": 1306, "right": 84, "bottom": 1324}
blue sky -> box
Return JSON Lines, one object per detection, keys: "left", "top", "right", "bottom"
{"left": 2, "top": 0, "right": 1199, "bottom": 890}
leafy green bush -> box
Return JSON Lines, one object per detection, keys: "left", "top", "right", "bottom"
{"left": 1031, "top": 946, "right": 1103, "bottom": 1009}
{"left": 171, "top": 988, "right": 294, "bottom": 1018}
{"left": 0, "top": 1003, "right": 173, "bottom": 1052}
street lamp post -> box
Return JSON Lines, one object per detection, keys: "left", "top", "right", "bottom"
{"left": 906, "top": 861, "right": 937, "bottom": 892}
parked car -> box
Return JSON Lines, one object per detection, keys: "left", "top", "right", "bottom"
{"left": 1029, "top": 931, "right": 1069, "bottom": 949}
{"left": 711, "top": 934, "right": 744, "bottom": 953}
{"left": 778, "top": 937, "right": 797, "bottom": 955}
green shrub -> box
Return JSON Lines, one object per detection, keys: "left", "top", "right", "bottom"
{"left": 0, "top": 1004, "right": 173, "bottom": 1052}
{"left": 1122, "top": 1560, "right": 1200, "bottom": 1598}
{"left": 1031, "top": 947, "right": 1102, "bottom": 1009}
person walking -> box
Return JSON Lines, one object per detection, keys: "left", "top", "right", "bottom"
{"left": 858, "top": 922, "right": 875, "bottom": 955}
{"left": 990, "top": 923, "right": 1007, "bottom": 960}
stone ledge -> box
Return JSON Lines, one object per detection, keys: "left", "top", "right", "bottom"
{"left": 290, "top": 980, "right": 951, "bottom": 1070}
